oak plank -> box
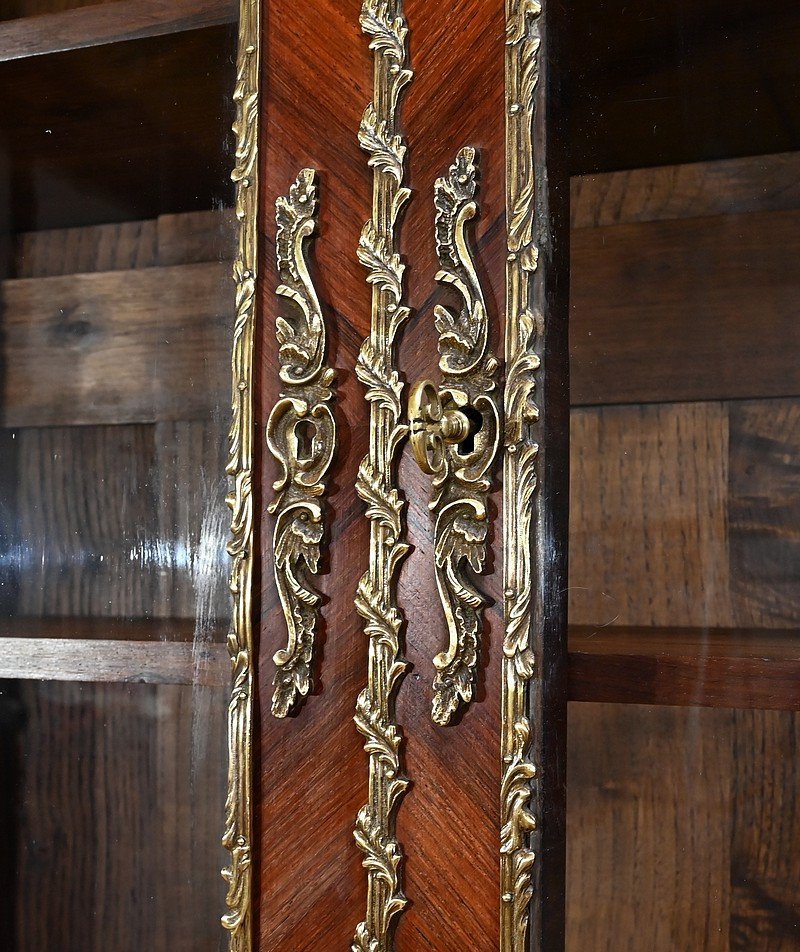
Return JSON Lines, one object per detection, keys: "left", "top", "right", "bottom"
{"left": 730, "top": 710, "right": 800, "bottom": 950}
{"left": 571, "top": 152, "right": 800, "bottom": 229}
{"left": 8, "top": 421, "right": 230, "bottom": 624}
{"left": 568, "top": 626, "right": 800, "bottom": 710}
{"left": 156, "top": 209, "right": 236, "bottom": 266}
{"left": 0, "top": 637, "right": 227, "bottom": 684}
{"left": 571, "top": 209, "right": 800, "bottom": 406}
{"left": 567, "top": 703, "right": 733, "bottom": 951}
{"left": 0, "top": 0, "right": 237, "bottom": 63}
{"left": 2, "top": 261, "right": 231, "bottom": 427}
{"left": 14, "top": 681, "right": 227, "bottom": 947}
{"left": 14, "top": 218, "right": 158, "bottom": 277}
{"left": 569, "top": 402, "right": 733, "bottom": 629}
{"left": 729, "top": 399, "right": 800, "bottom": 628}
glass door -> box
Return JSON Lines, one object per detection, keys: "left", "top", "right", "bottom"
{"left": 0, "top": 3, "right": 238, "bottom": 948}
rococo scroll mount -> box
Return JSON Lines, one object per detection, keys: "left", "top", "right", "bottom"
{"left": 266, "top": 168, "right": 336, "bottom": 719}
{"left": 408, "top": 146, "right": 500, "bottom": 727}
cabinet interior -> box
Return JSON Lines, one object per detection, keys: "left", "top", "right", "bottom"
{"left": 0, "top": 0, "right": 797, "bottom": 949}
{"left": 0, "top": 3, "right": 237, "bottom": 947}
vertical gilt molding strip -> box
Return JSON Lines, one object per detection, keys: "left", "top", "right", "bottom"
{"left": 501, "top": 0, "right": 542, "bottom": 950}
{"left": 267, "top": 169, "right": 336, "bottom": 718}
{"left": 222, "top": 0, "right": 259, "bottom": 948}
{"left": 352, "top": 1, "right": 413, "bottom": 949}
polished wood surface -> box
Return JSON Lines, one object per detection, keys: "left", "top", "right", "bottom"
{"left": 569, "top": 626, "right": 800, "bottom": 710}
{"left": 257, "top": 0, "right": 568, "bottom": 948}
{"left": 0, "top": 0, "right": 236, "bottom": 62}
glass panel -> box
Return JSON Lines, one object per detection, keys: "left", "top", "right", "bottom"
{"left": 0, "top": 679, "right": 227, "bottom": 949}
{"left": 568, "top": 2, "right": 800, "bottom": 948}
{"left": 0, "top": 3, "right": 237, "bottom": 948}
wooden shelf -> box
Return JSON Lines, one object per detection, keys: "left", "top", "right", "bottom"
{"left": 569, "top": 626, "right": 800, "bottom": 711}
{"left": 570, "top": 152, "right": 800, "bottom": 407}
{"left": 0, "top": 0, "right": 236, "bottom": 63}
{"left": 0, "top": 24, "right": 236, "bottom": 231}
{"left": 0, "top": 618, "right": 227, "bottom": 685}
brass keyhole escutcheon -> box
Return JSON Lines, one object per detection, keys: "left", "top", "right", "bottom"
{"left": 408, "top": 379, "right": 476, "bottom": 475}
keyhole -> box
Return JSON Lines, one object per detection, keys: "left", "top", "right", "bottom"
{"left": 458, "top": 406, "right": 483, "bottom": 456}
{"left": 294, "top": 419, "right": 316, "bottom": 463}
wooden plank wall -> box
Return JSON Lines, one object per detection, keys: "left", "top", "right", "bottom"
{"left": 2, "top": 211, "right": 234, "bottom": 949}
{"left": 567, "top": 155, "right": 800, "bottom": 950}
{"left": 12, "top": 680, "right": 227, "bottom": 951}
{"left": 2, "top": 210, "right": 233, "bottom": 626}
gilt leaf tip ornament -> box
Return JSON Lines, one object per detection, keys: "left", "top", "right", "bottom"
{"left": 501, "top": 0, "right": 544, "bottom": 948}
{"left": 352, "top": 0, "right": 413, "bottom": 948}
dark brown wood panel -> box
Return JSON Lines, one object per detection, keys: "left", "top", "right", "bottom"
{"left": 567, "top": 703, "right": 735, "bottom": 951}
{"left": 567, "top": 0, "right": 800, "bottom": 174}
{"left": 571, "top": 209, "right": 800, "bottom": 406}
{"left": 0, "top": 26, "right": 236, "bottom": 231}
{"left": 13, "top": 680, "right": 227, "bottom": 950}
{"left": 571, "top": 152, "right": 800, "bottom": 229}
{"left": 731, "top": 710, "right": 800, "bottom": 950}
{"left": 568, "top": 626, "right": 800, "bottom": 710}
{"left": 2, "top": 263, "right": 230, "bottom": 427}
{"left": 729, "top": 399, "right": 800, "bottom": 628}
{"left": 0, "top": 0, "right": 236, "bottom": 62}
{"left": 0, "top": 0, "right": 106, "bottom": 21}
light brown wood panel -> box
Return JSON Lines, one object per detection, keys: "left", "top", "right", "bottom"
{"left": 1, "top": 262, "right": 230, "bottom": 427}
{"left": 156, "top": 209, "right": 235, "bottom": 267}
{"left": 729, "top": 399, "right": 800, "bottom": 628}
{"left": 0, "top": 637, "right": 227, "bottom": 683}
{"left": 567, "top": 703, "right": 734, "bottom": 952}
{"left": 13, "top": 208, "right": 234, "bottom": 278}
{"left": 571, "top": 152, "right": 800, "bottom": 229}
{"left": 13, "top": 680, "right": 227, "bottom": 951}
{"left": 570, "top": 209, "right": 800, "bottom": 406}
{"left": 569, "top": 402, "right": 732, "bottom": 629}
{"left": 14, "top": 218, "right": 159, "bottom": 277}
{"left": 730, "top": 710, "right": 800, "bottom": 950}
